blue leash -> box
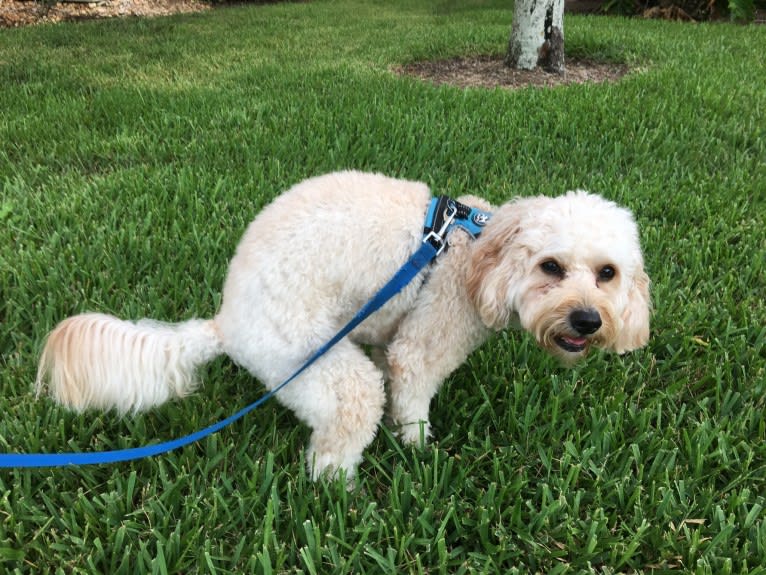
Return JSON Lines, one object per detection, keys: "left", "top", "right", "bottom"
{"left": 0, "top": 197, "right": 490, "bottom": 468}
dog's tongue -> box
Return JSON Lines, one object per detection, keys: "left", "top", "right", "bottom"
{"left": 563, "top": 336, "right": 588, "bottom": 346}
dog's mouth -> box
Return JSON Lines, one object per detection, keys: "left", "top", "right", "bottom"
{"left": 555, "top": 335, "right": 589, "bottom": 353}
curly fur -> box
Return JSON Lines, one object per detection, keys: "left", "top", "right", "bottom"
{"left": 36, "top": 171, "right": 650, "bottom": 481}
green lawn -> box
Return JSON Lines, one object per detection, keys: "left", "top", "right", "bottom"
{"left": 1, "top": 1, "right": 765, "bottom": 572}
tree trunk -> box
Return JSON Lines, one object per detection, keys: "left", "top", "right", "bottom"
{"left": 505, "top": 0, "right": 565, "bottom": 73}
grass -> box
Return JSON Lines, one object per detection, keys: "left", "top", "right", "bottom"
{"left": 1, "top": 0, "right": 765, "bottom": 572}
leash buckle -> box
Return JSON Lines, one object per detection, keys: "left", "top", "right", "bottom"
{"left": 423, "top": 202, "right": 458, "bottom": 255}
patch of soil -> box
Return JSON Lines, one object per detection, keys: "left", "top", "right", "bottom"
{"left": 396, "top": 55, "right": 630, "bottom": 91}
{"left": 0, "top": 0, "right": 209, "bottom": 28}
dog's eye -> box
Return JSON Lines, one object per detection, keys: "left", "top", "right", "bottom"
{"left": 598, "top": 265, "right": 616, "bottom": 282}
{"left": 540, "top": 260, "right": 564, "bottom": 276}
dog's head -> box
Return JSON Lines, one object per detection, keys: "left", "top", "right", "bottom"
{"left": 466, "top": 191, "right": 650, "bottom": 363}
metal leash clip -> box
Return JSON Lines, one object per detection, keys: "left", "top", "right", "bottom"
{"left": 423, "top": 201, "right": 458, "bottom": 255}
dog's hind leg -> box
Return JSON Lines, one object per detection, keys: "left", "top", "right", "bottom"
{"left": 273, "top": 340, "right": 386, "bottom": 482}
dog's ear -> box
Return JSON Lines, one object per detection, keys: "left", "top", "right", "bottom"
{"left": 465, "top": 208, "right": 526, "bottom": 330}
{"left": 613, "top": 267, "right": 651, "bottom": 353}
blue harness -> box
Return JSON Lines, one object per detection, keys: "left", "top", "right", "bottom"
{"left": 0, "top": 197, "right": 491, "bottom": 468}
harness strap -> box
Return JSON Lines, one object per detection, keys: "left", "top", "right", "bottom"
{"left": 423, "top": 196, "right": 491, "bottom": 251}
{"left": 0, "top": 196, "right": 491, "bottom": 468}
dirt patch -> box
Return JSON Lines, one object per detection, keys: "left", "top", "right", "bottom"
{"left": 0, "top": 0, "right": 210, "bottom": 28}
{"left": 396, "top": 55, "right": 631, "bottom": 91}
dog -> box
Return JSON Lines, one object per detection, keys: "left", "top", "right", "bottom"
{"left": 36, "top": 171, "right": 651, "bottom": 480}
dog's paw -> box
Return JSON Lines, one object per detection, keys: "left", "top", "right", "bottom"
{"left": 397, "top": 421, "right": 431, "bottom": 447}
{"left": 306, "top": 448, "right": 359, "bottom": 487}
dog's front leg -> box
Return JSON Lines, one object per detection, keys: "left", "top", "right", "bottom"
{"left": 386, "top": 251, "right": 489, "bottom": 446}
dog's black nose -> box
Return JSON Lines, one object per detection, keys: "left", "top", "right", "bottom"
{"left": 569, "top": 309, "right": 602, "bottom": 335}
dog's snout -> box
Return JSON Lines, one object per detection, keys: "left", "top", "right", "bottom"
{"left": 569, "top": 309, "right": 602, "bottom": 335}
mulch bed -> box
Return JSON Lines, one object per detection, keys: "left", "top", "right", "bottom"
{"left": 396, "top": 55, "right": 631, "bottom": 91}
{"left": 0, "top": 0, "right": 209, "bottom": 28}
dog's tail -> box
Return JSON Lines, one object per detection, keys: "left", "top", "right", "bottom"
{"left": 35, "top": 313, "right": 224, "bottom": 414}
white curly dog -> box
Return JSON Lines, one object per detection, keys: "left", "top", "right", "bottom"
{"left": 36, "top": 171, "right": 650, "bottom": 480}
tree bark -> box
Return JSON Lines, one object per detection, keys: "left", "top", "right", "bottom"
{"left": 505, "top": 0, "right": 565, "bottom": 73}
